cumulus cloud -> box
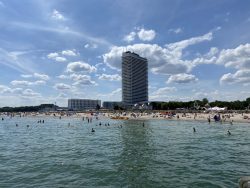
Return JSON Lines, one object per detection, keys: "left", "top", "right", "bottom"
{"left": 137, "top": 28, "right": 156, "bottom": 41}
{"left": 216, "top": 43, "right": 250, "bottom": 69}
{"left": 47, "top": 52, "right": 66, "bottom": 62}
{"left": 57, "top": 75, "right": 69, "bottom": 79}
{"left": 47, "top": 52, "right": 59, "bottom": 59}
{"left": 70, "top": 73, "right": 96, "bottom": 86}
{"left": 98, "top": 74, "right": 121, "bottom": 81}
{"left": 55, "top": 56, "right": 67, "bottom": 62}
{"left": 51, "top": 9, "right": 65, "bottom": 21}
{"left": 220, "top": 70, "right": 250, "bottom": 85}
{"left": 33, "top": 73, "right": 50, "bottom": 80}
{"left": 62, "top": 50, "right": 77, "bottom": 56}
{"left": 167, "top": 73, "right": 198, "bottom": 84}
{"left": 54, "top": 83, "right": 71, "bottom": 90}
{"left": 66, "top": 61, "right": 97, "bottom": 73}
{"left": 123, "top": 32, "right": 136, "bottom": 43}
{"left": 47, "top": 49, "right": 78, "bottom": 62}
{"left": 103, "top": 31, "right": 213, "bottom": 75}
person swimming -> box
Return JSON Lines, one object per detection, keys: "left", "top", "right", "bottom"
{"left": 142, "top": 122, "right": 145, "bottom": 127}
{"left": 227, "top": 130, "right": 231, "bottom": 135}
{"left": 193, "top": 127, "right": 196, "bottom": 133}
{"left": 91, "top": 128, "right": 95, "bottom": 133}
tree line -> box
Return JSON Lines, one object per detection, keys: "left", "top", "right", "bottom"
{"left": 0, "top": 104, "right": 57, "bottom": 112}
{"left": 150, "top": 97, "right": 250, "bottom": 111}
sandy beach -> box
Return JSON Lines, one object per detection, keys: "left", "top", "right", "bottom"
{"left": 104, "top": 111, "right": 250, "bottom": 123}
{"left": 1, "top": 111, "right": 250, "bottom": 124}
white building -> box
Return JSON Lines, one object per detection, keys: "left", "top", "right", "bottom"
{"left": 68, "top": 99, "right": 101, "bottom": 111}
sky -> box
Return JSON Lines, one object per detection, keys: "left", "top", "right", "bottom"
{"left": 0, "top": 0, "right": 250, "bottom": 107}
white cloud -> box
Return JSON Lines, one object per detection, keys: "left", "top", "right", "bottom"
{"left": 21, "top": 74, "right": 33, "bottom": 78}
{"left": 98, "top": 74, "right": 121, "bottom": 81}
{"left": 150, "top": 87, "right": 177, "bottom": 101}
{"left": 220, "top": 70, "right": 250, "bottom": 85}
{"left": 123, "top": 32, "right": 136, "bottom": 43}
{"left": 22, "top": 89, "right": 41, "bottom": 97}
{"left": 153, "top": 87, "right": 177, "bottom": 95}
{"left": 84, "top": 44, "right": 90, "bottom": 48}
{"left": 20, "top": 73, "right": 49, "bottom": 80}
{"left": 54, "top": 83, "right": 71, "bottom": 90}
{"left": 103, "top": 31, "right": 213, "bottom": 75}
{"left": 169, "top": 28, "right": 182, "bottom": 34}
{"left": 137, "top": 28, "right": 156, "bottom": 41}
{"left": 70, "top": 74, "right": 97, "bottom": 86}
{"left": 204, "top": 47, "right": 219, "bottom": 58}
{"left": 47, "top": 52, "right": 66, "bottom": 62}
{"left": 167, "top": 73, "right": 198, "bottom": 84}
{"left": 84, "top": 43, "right": 98, "bottom": 49}
{"left": 0, "top": 85, "right": 11, "bottom": 94}
{"left": 165, "top": 32, "right": 212, "bottom": 51}
{"left": 11, "top": 80, "right": 46, "bottom": 86}
{"left": 66, "top": 61, "right": 97, "bottom": 73}
{"left": 55, "top": 56, "right": 67, "bottom": 62}
{"left": 34, "top": 73, "right": 50, "bottom": 80}
{"left": 62, "top": 50, "right": 77, "bottom": 56}
{"left": 47, "top": 52, "right": 59, "bottom": 59}
{"left": 57, "top": 75, "right": 69, "bottom": 79}
{"left": 216, "top": 43, "right": 250, "bottom": 69}
{"left": 51, "top": 9, "right": 65, "bottom": 21}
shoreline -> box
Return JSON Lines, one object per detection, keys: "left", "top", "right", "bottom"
{"left": 1, "top": 111, "right": 250, "bottom": 124}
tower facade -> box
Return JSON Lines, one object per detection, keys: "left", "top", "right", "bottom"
{"left": 122, "top": 51, "right": 148, "bottom": 106}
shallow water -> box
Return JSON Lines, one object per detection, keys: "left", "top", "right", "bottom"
{"left": 0, "top": 116, "right": 249, "bottom": 187}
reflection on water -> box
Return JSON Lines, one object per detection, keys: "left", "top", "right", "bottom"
{"left": 0, "top": 116, "right": 250, "bottom": 187}
{"left": 118, "top": 120, "right": 155, "bottom": 187}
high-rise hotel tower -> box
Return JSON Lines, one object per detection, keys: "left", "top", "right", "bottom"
{"left": 122, "top": 51, "right": 148, "bottom": 106}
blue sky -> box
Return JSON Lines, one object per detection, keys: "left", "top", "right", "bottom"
{"left": 0, "top": 0, "right": 250, "bottom": 107}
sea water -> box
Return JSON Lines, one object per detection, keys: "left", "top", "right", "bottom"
{"left": 0, "top": 116, "right": 249, "bottom": 187}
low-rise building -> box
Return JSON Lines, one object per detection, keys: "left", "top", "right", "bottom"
{"left": 68, "top": 99, "right": 101, "bottom": 111}
{"left": 102, "top": 101, "right": 123, "bottom": 110}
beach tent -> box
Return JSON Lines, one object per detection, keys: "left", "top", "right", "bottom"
{"left": 207, "top": 106, "right": 226, "bottom": 111}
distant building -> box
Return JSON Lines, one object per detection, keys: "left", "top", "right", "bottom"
{"left": 68, "top": 99, "right": 101, "bottom": 111}
{"left": 102, "top": 101, "right": 123, "bottom": 109}
{"left": 122, "top": 51, "right": 148, "bottom": 107}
